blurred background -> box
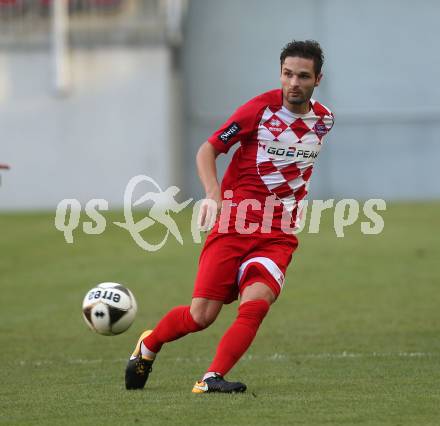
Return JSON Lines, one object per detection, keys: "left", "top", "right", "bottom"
{"left": 1, "top": 0, "right": 440, "bottom": 209}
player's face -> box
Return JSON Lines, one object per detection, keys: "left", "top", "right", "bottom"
{"left": 280, "top": 56, "right": 322, "bottom": 112}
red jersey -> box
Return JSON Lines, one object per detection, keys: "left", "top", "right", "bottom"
{"left": 207, "top": 89, "right": 334, "bottom": 234}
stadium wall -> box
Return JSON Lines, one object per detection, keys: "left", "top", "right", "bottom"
{"left": 0, "top": 47, "right": 175, "bottom": 210}
{"left": 182, "top": 0, "right": 440, "bottom": 201}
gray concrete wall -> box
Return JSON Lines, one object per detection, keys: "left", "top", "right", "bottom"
{"left": 182, "top": 0, "right": 440, "bottom": 200}
{"left": 0, "top": 47, "right": 174, "bottom": 210}
{"left": 1, "top": 1, "right": 439, "bottom": 210}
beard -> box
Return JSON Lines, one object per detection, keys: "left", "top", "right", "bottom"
{"left": 285, "top": 87, "right": 314, "bottom": 106}
{"left": 287, "top": 95, "right": 306, "bottom": 105}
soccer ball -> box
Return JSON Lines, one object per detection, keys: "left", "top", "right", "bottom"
{"left": 82, "top": 282, "right": 137, "bottom": 336}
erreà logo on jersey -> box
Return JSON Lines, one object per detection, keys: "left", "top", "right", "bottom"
{"left": 219, "top": 122, "right": 241, "bottom": 143}
{"left": 268, "top": 118, "right": 283, "bottom": 133}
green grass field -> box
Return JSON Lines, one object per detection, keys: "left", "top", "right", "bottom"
{"left": 1, "top": 203, "right": 439, "bottom": 425}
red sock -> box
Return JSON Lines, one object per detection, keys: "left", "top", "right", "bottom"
{"left": 207, "top": 299, "right": 270, "bottom": 376}
{"left": 143, "top": 305, "right": 203, "bottom": 353}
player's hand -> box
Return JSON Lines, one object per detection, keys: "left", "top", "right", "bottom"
{"left": 197, "top": 189, "right": 221, "bottom": 231}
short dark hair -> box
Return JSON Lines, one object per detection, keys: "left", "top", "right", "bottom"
{"left": 280, "top": 40, "right": 324, "bottom": 76}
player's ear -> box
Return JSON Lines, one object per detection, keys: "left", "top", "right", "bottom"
{"left": 279, "top": 63, "right": 285, "bottom": 78}
{"left": 314, "top": 73, "right": 323, "bottom": 87}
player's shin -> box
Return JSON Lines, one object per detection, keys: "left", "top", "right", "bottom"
{"left": 206, "top": 299, "right": 270, "bottom": 377}
{"left": 142, "top": 305, "right": 204, "bottom": 353}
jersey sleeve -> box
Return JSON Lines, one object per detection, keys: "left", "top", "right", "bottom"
{"left": 207, "top": 102, "right": 257, "bottom": 154}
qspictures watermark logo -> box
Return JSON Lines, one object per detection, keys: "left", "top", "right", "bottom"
{"left": 54, "top": 175, "right": 386, "bottom": 252}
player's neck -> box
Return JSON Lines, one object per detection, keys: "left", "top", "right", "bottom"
{"left": 283, "top": 100, "right": 311, "bottom": 115}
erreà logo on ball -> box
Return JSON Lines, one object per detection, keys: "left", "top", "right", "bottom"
{"left": 219, "top": 122, "right": 241, "bottom": 143}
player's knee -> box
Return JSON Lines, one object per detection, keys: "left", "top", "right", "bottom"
{"left": 240, "top": 282, "right": 276, "bottom": 305}
{"left": 190, "top": 309, "right": 216, "bottom": 329}
{"left": 190, "top": 301, "right": 222, "bottom": 329}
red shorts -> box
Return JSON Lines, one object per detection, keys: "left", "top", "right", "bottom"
{"left": 193, "top": 230, "right": 298, "bottom": 304}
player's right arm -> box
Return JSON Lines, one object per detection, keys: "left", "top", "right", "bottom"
{"left": 196, "top": 95, "right": 261, "bottom": 229}
{"left": 196, "top": 141, "right": 222, "bottom": 230}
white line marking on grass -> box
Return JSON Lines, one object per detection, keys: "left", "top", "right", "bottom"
{"left": 16, "top": 352, "right": 439, "bottom": 367}
{"left": 298, "top": 352, "right": 438, "bottom": 359}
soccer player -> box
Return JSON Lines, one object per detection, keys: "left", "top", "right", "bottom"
{"left": 125, "top": 40, "right": 334, "bottom": 393}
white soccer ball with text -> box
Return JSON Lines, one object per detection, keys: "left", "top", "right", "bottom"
{"left": 82, "top": 282, "right": 137, "bottom": 336}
